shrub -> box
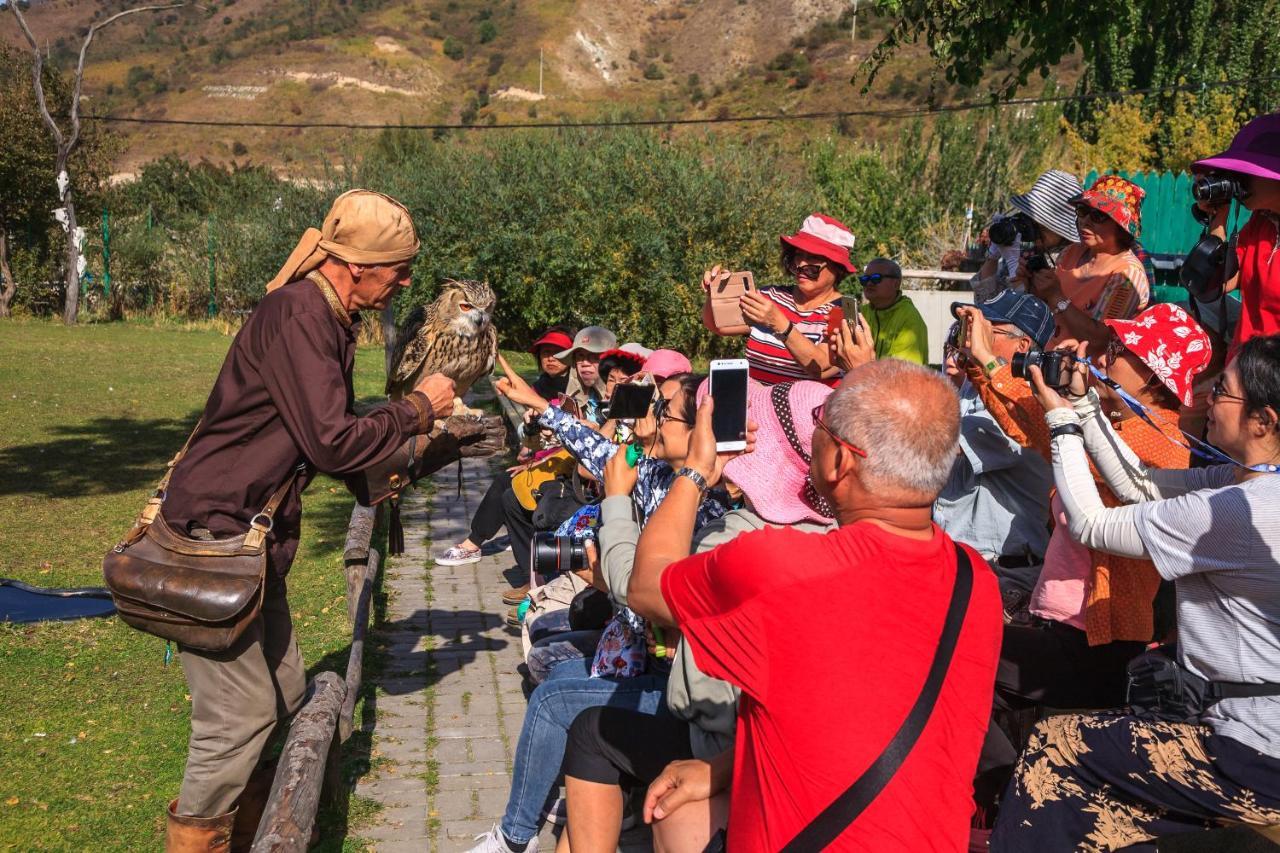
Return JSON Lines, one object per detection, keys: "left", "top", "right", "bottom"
{"left": 643, "top": 63, "right": 664, "bottom": 81}
{"left": 477, "top": 20, "right": 497, "bottom": 43}
{"left": 443, "top": 37, "right": 464, "bottom": 60}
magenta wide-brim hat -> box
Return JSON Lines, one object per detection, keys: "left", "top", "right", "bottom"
{"left": 700, "top": 379, "right": 835, "bottom": 525}
{"left": 1192, "top": 113, "right": 1280, "bottom": 181}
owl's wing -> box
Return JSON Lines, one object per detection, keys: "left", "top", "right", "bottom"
{"left": 386, "top": 304, "right": 432, "bottom": 396}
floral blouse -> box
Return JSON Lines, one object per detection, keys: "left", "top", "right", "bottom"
{"left": 539, "top": 405, "right": 727, "bottom": 677}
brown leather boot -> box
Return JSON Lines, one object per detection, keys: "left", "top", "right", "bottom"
{"left": 230, "top": 763, "right": 276, "bottom": 852}
{"left": 165, "top": 799, "right": 235, "bottom": 852}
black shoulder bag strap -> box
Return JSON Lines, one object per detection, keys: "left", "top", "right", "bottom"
{"left": 780, "top": 544, "right": 975, "bottom": 852}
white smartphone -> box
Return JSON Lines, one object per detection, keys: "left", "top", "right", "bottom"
{"left": 708, "top": 358, "right": 750, "bottom": 452}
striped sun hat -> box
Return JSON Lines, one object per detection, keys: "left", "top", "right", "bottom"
{"left": 1009, "top": 170, "right": 1084, "bottom": 244}
{"left": 780, "top": 213, "right": 858, "bottom": 273}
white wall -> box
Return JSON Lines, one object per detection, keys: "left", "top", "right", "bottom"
{"left": 903, "top": 287, "right": 973, "bottom": 365}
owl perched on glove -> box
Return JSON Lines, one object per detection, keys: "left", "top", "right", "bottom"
{"left": 386, "top": 279, "right": 498, "bottom": 413}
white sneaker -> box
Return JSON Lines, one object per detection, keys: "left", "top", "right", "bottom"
{"left": 436, "top": 544, "right": 482, "bottom": 566}
{"left": 468, "top": 824, "right": 539, "bottom": 853}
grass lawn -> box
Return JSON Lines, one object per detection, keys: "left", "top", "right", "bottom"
{"left": 0, "top": 319, "right": 400, "bottom": 851}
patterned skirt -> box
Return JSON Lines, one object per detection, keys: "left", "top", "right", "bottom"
{"left": 991, "top": 712, "right": 1280, "bottom": 852}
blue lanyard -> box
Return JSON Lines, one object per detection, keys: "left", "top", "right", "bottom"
{"left": 1083, "top": 359, "right": 1280, "bottom": 475}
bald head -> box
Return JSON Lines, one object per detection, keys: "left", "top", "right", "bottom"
{"left": 823, "top": 360, "right": 959, "bottom": 505}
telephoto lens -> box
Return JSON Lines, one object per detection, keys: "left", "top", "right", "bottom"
{"left": 531, "top": 532, "right": 588, "bottom": 575}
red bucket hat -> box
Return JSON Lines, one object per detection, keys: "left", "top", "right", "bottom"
{"left": 1104, "top": 303, "right": 1212, "bottom": 408}
{"left": 780, "top": 213, "right": 858, "bottom": 273}
{"left": 1072, "top": 175, "right": 1145, "bottom": 239}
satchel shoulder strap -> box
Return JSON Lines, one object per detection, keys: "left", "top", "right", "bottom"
{"left": 780, "top": 543, "right": 975, "bottom": 852}
{"left": 130, "top": 417, "right": 304, "bottom": 548}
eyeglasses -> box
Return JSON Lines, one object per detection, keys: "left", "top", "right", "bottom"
{"left": 1076, "top": 207, "right": 1110, "bottom": 225}
{"left": 992, "top": 328, "right": 1029, "bottom": 341}
{"left": 652, "top": 394, "right": 693, "bottom": 426}
{"left": 788, "top": 260, "right": 827, "bottom": 281}
{"left": 859, "top": 273, "right": 900, "bottom": 286}
{"left": 811, "top": 405, "right": 867, "bottom": 457}
{"left": 1209, "top": 376, "right": 1247, "bottom": 405}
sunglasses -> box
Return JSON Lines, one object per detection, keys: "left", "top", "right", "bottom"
{"left": 1209, "top": 376, "right": 1247, "bottom": 405}
{"left": 1076, "top": 207, "right": 1111, "bottom": 225}
{"left": 810, "top": 404, "right": 867, "bottom": 457}
{"left": 788, "top": 260, "right": 828, "bottom": 280}
{"left": 859, "top": 273, "right": 900, "bottom": 286}
{"left": 652, "top": 394, "right": 693, "bottom": 426}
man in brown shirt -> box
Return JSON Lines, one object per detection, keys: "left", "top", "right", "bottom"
{"left": 163, "top": 190, "right": 455, "bottom": 851}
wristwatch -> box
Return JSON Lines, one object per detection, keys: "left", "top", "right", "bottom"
{"left": 1050, "top": 298, "right": 1071, "bottom": 317}
{"left": 674, "top": 467, "right": 710, "bottom": 495}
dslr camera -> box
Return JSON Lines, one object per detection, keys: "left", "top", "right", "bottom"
{"left": 988, "top": 212, "right": 1038, "bottom": 247}
{"left": 532, "top": 532, "right": 587, "bottom": 575}
{"left": 1192, "top": 172, "right": 1249, "bottom": 207}
{"left": 1011, "top": 349, "right": 1077, "bottom": 390}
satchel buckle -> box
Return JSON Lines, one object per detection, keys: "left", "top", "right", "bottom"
{"left": 250, "top": 513, "right": 274, "bottom": 533}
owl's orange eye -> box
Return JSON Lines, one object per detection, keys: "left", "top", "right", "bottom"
{"left": 460, "top": 303, "right": 474, "bottom": 312}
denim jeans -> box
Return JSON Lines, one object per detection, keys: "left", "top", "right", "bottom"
{"left": 499, "top": 668, "right": 669, "bottom": 842}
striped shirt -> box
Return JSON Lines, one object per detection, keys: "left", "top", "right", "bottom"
{"left": 743, "top": 286, "right": 840, "bottom": 386}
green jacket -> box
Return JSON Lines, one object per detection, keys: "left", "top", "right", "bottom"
{"left": 861, "top": 294, "right": 929, "bottom": 364}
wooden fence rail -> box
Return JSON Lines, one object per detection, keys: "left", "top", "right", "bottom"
{"left": 252, "top": 502, "right": 381, "bottom": 852}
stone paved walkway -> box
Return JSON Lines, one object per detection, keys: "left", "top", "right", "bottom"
{"left": 355, "top": 449, "right": 653, "bottom": 852}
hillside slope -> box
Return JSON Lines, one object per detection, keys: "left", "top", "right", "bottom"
{"left": 3, "top": 0, "right": 1080, "bottom": 172}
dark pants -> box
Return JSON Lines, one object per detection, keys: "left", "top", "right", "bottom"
{"left": 992, "top": 712, "right": 1280, "bottom": 851}
{"left": 975, "top": 620, "right": 1146, "bottom": 822}
{"left": 563, "top": 706, "right": 693, "bottom": 788}
{"left": 500, "top": 483, "right": 536, "bottom": 581}
{"left": 469, "top": 472, "right": 512, "bottom": 545}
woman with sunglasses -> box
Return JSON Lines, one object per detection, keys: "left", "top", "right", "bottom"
{"left": 700, "top": 213, "right": 856, "bottom": 386}
{"left": 992, "top": 332, "right": 1280, "bottom": 851}
{"left": 477, "top": 357, "right": 729, "bottom": 853}
{"left": 1026, "top": 175, "right": 1150, "bottom": 349}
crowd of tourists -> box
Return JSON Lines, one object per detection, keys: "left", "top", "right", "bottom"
{"left": 448, "top": 112, "right": 1280, "bottom": 852}
{"left": 151, "top": 113, "right": 1280, "bottom": 853}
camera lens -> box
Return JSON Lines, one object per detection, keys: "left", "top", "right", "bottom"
{"left": 532, "top": 533, "right": 588, "bottom": 575}
{"left": 989, "top": 218, "right": 1018, "bottom": 246}
{"left": 1192, "top": 174, "right": 1244, "bottom": 206}
{"left": 1010, "top": 350, "right": 1039, "bottom": 380}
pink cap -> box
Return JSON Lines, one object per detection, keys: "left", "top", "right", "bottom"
{"left": 642, "top": 349, "right": 692, "bottom": 378}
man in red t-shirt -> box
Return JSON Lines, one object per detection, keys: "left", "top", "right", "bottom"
{"left": 1191, "top": 112, "right": 1280, "bottom": 361}
{"left": 617, "top": 360, "right": 1003, "bottom": 852}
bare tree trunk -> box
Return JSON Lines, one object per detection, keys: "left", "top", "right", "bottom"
{"left": 0, "top": 228, "right": 16, "bottom": 318}
{"left": 7, "top": 1, "right": 186, "bottom": 325}
{"left": 58, "top": 155, "right": 81, "bottom": 325}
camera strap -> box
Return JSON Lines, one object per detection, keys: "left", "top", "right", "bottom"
{"left": 1083, "top": 359, "right": 1280, "bottom": 474}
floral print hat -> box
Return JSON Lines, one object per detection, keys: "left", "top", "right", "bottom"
{"left": 1104, "top": 303, "right": 1212, "bottom": 407}
{"left": 1072, "top": 174, "right": 1146, "bottom": 238}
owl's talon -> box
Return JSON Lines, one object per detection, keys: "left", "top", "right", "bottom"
{"left": 451, "top": 397, "right": 485, "bottom": 419}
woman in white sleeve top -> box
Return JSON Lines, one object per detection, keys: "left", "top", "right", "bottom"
{"left": 992, "top": 332, "right": 1280, "bottom": 851}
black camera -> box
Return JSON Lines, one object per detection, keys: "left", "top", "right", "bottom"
{"left": 989, "top": 213, "right": 1037, "bottom": 247}
{"left": 1025, "top": 253, "right": 1051, "bottom": 274}
{"left": 1192, "top": 172, "right": 1248, "bottom": 206}
{"left": 532, "top": 532, "right": 587, "bottom": 575}
{"left": 1011, "top": 349, "right": 1077, "bottom": 389}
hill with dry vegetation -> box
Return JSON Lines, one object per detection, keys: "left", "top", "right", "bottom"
{"left": 3, "top": 0, "right": 1082, "bottom": 173}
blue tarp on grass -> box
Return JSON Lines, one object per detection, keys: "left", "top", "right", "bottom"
{"left": 0, "top": 578, "right": 116, "bottom": 623}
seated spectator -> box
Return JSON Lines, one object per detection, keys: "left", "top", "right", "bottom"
{"left": 563, "top": 380, "right": 838, "bottom": 853}
{"left": 626, "top": 359, "right": 1003, "bottom": 851}
{"left": 992, "top": 333, "right": 1280, "bottom": 851}
{"left": 701, "top": 213, "right": 856, "bottom": 385}
{"left": 435, "top": 326, "right": 577, "bottom": 568}
{"left": 1192, "top": 111, "right": 1280, "bottom": 361}
{"left": 471, "top": 363, "right": 727, "bottom": 853}
{"left": 598, "top": 348, "right": 645, "bottom": 404}
{"left": 554, "top": 326, "right": 618, "bottom": 425}
{"left": 934, "top": 290, "right": 1054, "bottom": 611}
{"left": 860, "top": 257, "right": 929, "bottom": 364}
{"left": 1027, "top": 175, "right": 1150, "bottom": 347}
{"left": 956, "top": 302, "right": 1212, "bottom": 828}
{"left": 972, "top": 169, "right": 1083, "bottom": 303}
{"left": 641, "top": 348, "right": 692, "bottom": 381}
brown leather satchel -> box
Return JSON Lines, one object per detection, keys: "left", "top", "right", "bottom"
{"left": 102, "top": 425, "right": 300, "bottom": 652}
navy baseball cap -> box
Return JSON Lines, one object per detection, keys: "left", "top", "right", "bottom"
{"left": 952, "top": 289, "right": 1053, "bottom": 349}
